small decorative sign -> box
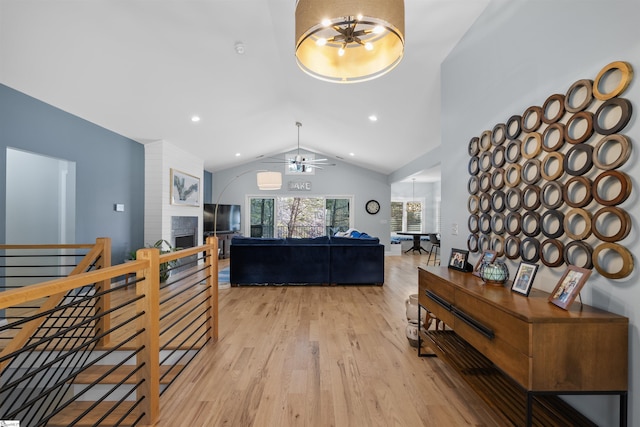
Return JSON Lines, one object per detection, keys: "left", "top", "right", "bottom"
{"left": 288, "top": 180, "right": 312, "bottom": 191}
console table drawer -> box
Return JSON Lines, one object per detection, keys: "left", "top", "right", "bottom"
{"left": 454, "top": 291, "right": 530, "bottom": 356}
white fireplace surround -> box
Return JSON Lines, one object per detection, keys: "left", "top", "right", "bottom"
{"left": 144, "top": 140, "right": 204, "bottom": 247}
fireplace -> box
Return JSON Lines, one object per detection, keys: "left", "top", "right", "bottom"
{"left": 171, "top": 216, "right": 198, "bottom": 249}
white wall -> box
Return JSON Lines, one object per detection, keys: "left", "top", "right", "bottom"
{"left": 144, "top": 140, "right": 204, "bottom": 247}
{"left": 440, "top": 1, "right": 640, "bottom": 425}
{"left": 211, "top": 154, "right": 392, "bottom": 247}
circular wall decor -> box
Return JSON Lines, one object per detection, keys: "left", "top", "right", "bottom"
{"left": 479, "top": 151, "right": 493, "bottom": 172}
{"left": 479, "top": 172, "right": 492, "bottom": 192}
{"left": 505, "top": 115, "right": 522, "bottom": 140}
{"left": 521, "top": 158, "right": 542, "bottom": 185}
{"left": 522, "top": 211, "right": 541, "bottom": 237}
{"left": 468, "top": 176, "right": 480, "bottom": 195}
{"left": 541, "top": 210, "right": 565, "bottom": 239}
{"left": 563, "top": 240, "right": 594, "bottom": 269}
{"left": 540, "top": 238, "right": 565, "bottom": 267}
{"left": 468, "top": 137, "right": 480, "bottom": 156}
{"left": 491, "top": 146, "right": 507, "bottom": 169}
{"left": 521, "top": 132, "right": 542, "bottom": 159}
{"left": 564, "top": 79, "right": 594, "bottom": 113}
{"left": 541, "top": 181, "right": 564, "bottom": 210}
{"left": 592, "top": 134, "right": 632, "bottom": 171}
{"left": 520, "top": 237, "right": 541, "bottom": 263}
{"left": 491, "top": 235, "right": 505, "bottom": 257}
{"left": 542, "top": 93, "right": 566, "bottom": 124}
{"left": 505, "top": 139, "right": 522, "bottom": 164}
{"left": 593, "top": 61, "right": 633, "bottom": 100}
{"left": 492, "top": 123, "right": 507, "bottom": 146}
{"left": 521, "top": 184, "right": 542, "bottom": 211}
{"left": 505, "top": 187, "right": 523, "bottom": 212}
{"left": 468, "top": 156, "right": 480, "bottom": 175}
{"left": 564, "top": 208, "right": 592, "bottom": 240}
{"left": 468, "top": 214, "right": 480, "bottom": 234}
{"left": 522, "top": 106, "right": 543, "bottom": 133}
{"left": 467, "top": 233, "right": 480, "bottom": 252}
{"left": 479, "top": 213, "right": 492, "bottom": 234}
{"left": 563, "top": 176, "right": 593, "bottom": 208}
{"left": 593, "top": 243, "right": 634, "bottom": 279}
{"left": 564, "top": 111, "right": 594, "bottom": 144}
{"left": 593, "top": 97, "right": 633, "bottom": 135}
{"left": 505, "top": 236, "right": 521, "bottom": 259}
{"left": 468, "top": 195, "right": 480, "bottom": 214}
{"left": 479, "top": 130, "right": 492, "bottom": 151}
{"left": 504, "top": 163, "right": 522, "bottom": 188}
{"left": 564, "top": 144, "right": 594, "bottom": 176}
{"left": 491, "top": 212, "right": 506, "bottom": 235}
{"left": 491, "top": 168, "right": 505, "bottom": 190}
{"left": 505, "top": 211, "right": 522, "bottom": 235}
{"left": 479, "top": 192, "right": 492, "bottom": 213}
{"left": 541, "top": 152, "right": 564, "bottom": 181}
{"left": 542, "top": 122, "right": 565, "bottom": 152}
{"left": 491, "top": 189, "right": 506, "bottom": 212}
{"left": 591, "top": 206, "right": 631, "bottom": 243}
{"left": 592, "top": 170, "right": 632, "bottom": 206}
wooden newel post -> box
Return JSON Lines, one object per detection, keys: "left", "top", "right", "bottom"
{"left": 135, "top": 247, "right": 160, "bottom": 424}
{"left": 206, "top": 236, "right": 219, "bottom": 342}
{"left": 94, "top": 237, "right": 111, "bottom": 347}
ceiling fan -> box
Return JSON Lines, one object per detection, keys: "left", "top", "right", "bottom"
{"left": 263, "top": 122, "right": 336, "bottom": 170}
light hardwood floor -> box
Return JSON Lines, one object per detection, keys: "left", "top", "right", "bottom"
{"left": 151, "top": 254, "right": 506, "bottom": 427}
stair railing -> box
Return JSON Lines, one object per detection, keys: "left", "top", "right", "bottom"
{"left": 0, "top": 237, "right": 218, "bottom": 426}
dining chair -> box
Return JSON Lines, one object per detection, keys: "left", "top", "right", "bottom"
{"left": 427, "top": 233, "right": 440, "bottom": 265}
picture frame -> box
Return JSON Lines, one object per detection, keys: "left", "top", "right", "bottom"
{"left": 511, "top": 262, "right": 539, "bottom": 296}
{"left": 473, "top": 249, "right": 497, "bottom": 277}
{"left": 170, "top": 169, "right": 200, "bottom": 206}
{"left": 549, "top": 265, "right": 592, "bottom": 310}
{"left": 448, "top": 248, "right": 470, "bottom": 272}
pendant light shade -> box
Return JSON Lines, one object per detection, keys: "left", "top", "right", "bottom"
{"left": 257, "top": 171, "right": 282, "bottom": 190}
{"left": 295, "top": 0, "right": 405, "bottom": 84}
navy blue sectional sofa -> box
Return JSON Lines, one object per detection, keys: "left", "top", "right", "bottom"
{"left": 229, "top": 235, "right": 384, "bottom": 285}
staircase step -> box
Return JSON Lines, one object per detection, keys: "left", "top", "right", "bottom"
{"left": 74, "top": 364, "right": 184, "bottom": 384}
{"left": 48, "top": 401, "right": 141, "bottom": 427}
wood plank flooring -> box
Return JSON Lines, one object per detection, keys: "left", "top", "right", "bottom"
{"left": 151, "top": 254, "right": 506, "bottom": 427}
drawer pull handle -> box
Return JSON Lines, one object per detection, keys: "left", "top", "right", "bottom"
{"left": 426, "top": 290, "right": 452, "bottom": 311}
{"left": 452, "top": 307, "right": 495, "bottom": 340}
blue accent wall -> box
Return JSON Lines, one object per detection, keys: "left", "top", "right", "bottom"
{"left": 0, "top": 84, "right": 145, "bottom": 262}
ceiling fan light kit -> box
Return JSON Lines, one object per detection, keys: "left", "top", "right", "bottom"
{"left": 295, "top": 0, "right": 405, "bottom": 83}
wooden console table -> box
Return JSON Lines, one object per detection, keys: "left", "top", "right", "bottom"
{"left": 417, "top": 266, "right": 628, "bottom": 427}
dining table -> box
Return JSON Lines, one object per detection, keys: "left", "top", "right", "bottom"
{"left": 396, "top": 232, "right": 433, "bottom": 254}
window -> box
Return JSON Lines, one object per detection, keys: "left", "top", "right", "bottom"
{"left": 249, "top": 196, "right": 352, "bottom": 238}
{"left": 390, "top": 200, "right": 423, "bottom": 233}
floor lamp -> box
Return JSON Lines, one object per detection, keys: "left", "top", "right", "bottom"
{"left": 214, "top": 170, "right": 282, "bottom": 288}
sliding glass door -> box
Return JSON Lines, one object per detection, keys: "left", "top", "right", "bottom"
{"left": 249, "top": 196, "right": 352, "bottom": 238}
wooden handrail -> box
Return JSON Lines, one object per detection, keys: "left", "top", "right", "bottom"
{"left": 0, "top": 238, "right": 111, "bottom": 367}
{"left": 0, "top": 239, "right": 219, "bottom": 425}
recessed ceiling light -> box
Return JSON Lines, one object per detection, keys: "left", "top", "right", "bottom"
{"left": 191, "top": 116, "right": 200, "bottom": 122}
{"left": 368, "top": 115, "right": 378, "bottom": 122}
{"left": 235, "top": 153, "right": 241, "bottom": 157}
{"left": 349, "top": 152, "right": 355, "bottom": 156}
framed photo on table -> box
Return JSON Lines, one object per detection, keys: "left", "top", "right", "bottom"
{"left": 448, "top": 248, "right": 470, "bottom": 272}
{"left": 473, "top": 249, "right": 496, "bottom": 276}
{"left": 511, "top": 262, "right": 538, "bottom": 296}
{"left": 549, "top": 265, "right": 592, "bottom": 309}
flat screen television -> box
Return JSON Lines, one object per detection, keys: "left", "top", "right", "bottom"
{"left": 204, "top": 203, "right": 241, "bottom": 233}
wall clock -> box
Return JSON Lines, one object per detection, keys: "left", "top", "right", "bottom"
{"left": 366, "top": 199, "right": 380, "bottom": 215}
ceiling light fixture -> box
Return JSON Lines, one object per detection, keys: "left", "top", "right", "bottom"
{"left": 295, "top": 0, "right": 405, "bottom": 84}
{"left": 407, "top": 178, "right": 421, "bottom": 213}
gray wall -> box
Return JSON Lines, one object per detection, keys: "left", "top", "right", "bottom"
{"left": 0, "top": 84, "right": 145, "bottom": 262}
{"left": 212, "top": 156, "right": 391, "bottom": 247}
{"left": 440, "top": 1, "right": 640, "bottom": 425}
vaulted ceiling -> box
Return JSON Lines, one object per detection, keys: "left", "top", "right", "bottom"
{"left": 0, "top": 0, "right": 489, "bottom": 179}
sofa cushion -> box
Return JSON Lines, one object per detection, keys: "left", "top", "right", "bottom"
{"left": 330, "top": 236, "right": 380, "bottom": 245}
{"left": 231, "top": 236, "right": 284, "bottom": 245}
{"left": 285, "top": 236, "right": 330, "bottom": 245}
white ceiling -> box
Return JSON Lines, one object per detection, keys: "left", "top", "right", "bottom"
{"left": 0, "top": 0, "right": 489, "bottom": 177}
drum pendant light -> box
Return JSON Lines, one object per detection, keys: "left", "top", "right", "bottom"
{"left": 295, "top": 0, "right": 405, "bottom": 84}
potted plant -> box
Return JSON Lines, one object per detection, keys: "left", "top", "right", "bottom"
{"left": 128, "top": 239, "right": 179, "bottom": 282}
